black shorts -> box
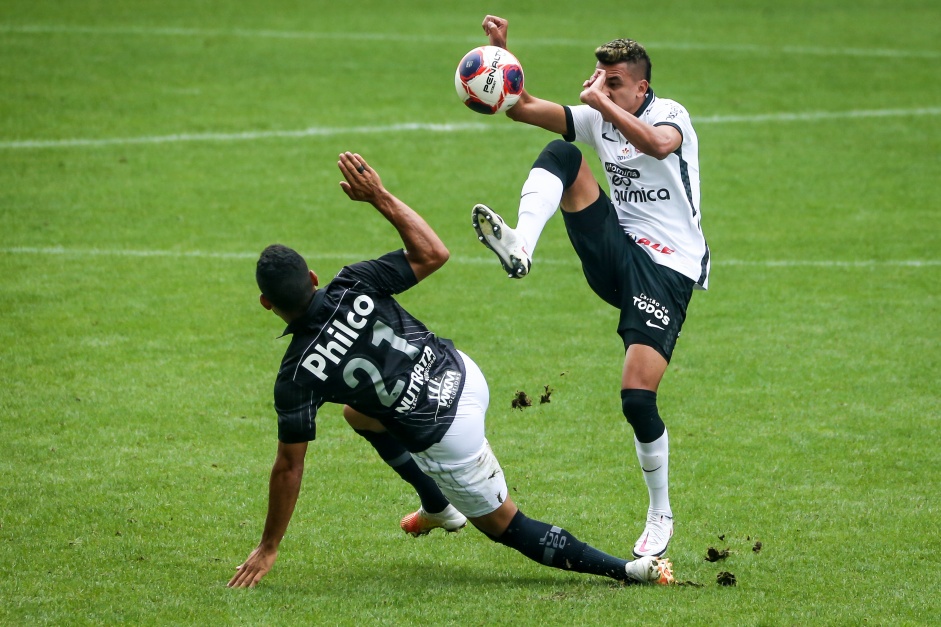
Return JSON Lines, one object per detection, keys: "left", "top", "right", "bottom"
{"left": 562, "top": 189, "right": 695, "bottom": 362}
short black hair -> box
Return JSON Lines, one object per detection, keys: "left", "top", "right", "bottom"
{"left": 256, "top": 244, "right": 313, "bottom": 313}
{"left": 595, "top": 38, "right": 652, "bottom": 83}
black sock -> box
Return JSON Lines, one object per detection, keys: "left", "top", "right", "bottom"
{"left": 494, "top": 510, "right": 630, "bottom": 581}
{"left": 354, "top": 429, "right": 450, "bottom": 514}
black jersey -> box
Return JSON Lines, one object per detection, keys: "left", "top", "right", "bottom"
{"left": 272, "top": 250, "right": 465, "bottom": 452}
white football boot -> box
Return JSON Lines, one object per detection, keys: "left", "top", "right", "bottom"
{"left": 400, "top": 504, "right": 467, "bottom": 537}
{"left": 624, "top": 555, "right": 675, "bottom": 585}
{"left": 632, "top": 510, "right": 674, "bottom": 558}
{"left": 472, "top": 204, "right": 532, "bottom": 279}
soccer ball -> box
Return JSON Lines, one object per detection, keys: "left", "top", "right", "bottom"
{"left": 454, "top": 45, "right": 524, "bottom": 115}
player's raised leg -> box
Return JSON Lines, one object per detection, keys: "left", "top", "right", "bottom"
{"left": 473, "top": 140, "right": 598, "bottom": 278}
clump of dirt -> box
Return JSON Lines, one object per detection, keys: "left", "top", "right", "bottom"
{"left": 705, "top": 547, "right": 730, "bottom": 562}
{"left": 511, "top": 390, "right": 532, "bottom": 410}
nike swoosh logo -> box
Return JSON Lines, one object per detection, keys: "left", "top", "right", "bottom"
{"left": 645, "top": 320, "right": 664, "bottom": 330}
{"left": 642, "top": 465, "right": 662, "bottom": 473}
{"left": 601, "top": 132, "right": 618, "bottom": 142}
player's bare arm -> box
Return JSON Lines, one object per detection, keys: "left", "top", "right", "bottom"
{"left": 337, "top": 152, "right": 449, "bottom": 282}
{"left": 479, "top": 15, "right": 568, "bottom": 135}
{"left": 505, "top": 92, "right": 568, "bottom": 135}
{"left": 580, "top": 68, "right": 682, "bottom": 160}
{"left": 228, "top": 440, "right": 308, "bottom": 588}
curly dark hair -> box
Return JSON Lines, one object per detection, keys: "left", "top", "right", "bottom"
{"left": 595, "top": 38, "right": 651, "bottom": 83}
{"left": 256, "top": 244, "right": 313, "bottom": 313}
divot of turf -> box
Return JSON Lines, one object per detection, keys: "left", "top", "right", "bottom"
{"left": 511, "top": 390, "right": 532, "bottom": 410}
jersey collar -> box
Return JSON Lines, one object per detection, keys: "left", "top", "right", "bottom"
{"left": 634, "top": 88, "right": 655, "bottom": 118}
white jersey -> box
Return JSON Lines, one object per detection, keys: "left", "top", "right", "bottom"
{"left": 566, "top": 91, "right": 710, "bottom": 289}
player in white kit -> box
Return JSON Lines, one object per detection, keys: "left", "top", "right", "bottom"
{"left": 472, "top": 16, "right": 710, "bottom": 558}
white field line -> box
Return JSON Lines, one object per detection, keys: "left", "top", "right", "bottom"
{"left": 0, "top": 123, "right": 491, "bottom": 149}
{"left": 695, "top": 107, "right": 941, "bottom": 124}
{"left": 2, "top": 24, "right": 939, "bottom": 59}
{"left": 2, "top": 107, "right": 940, "bottom": 150}
{"left": 718, "top": 259, "right": 941, "bottom": 268}
{"left": 1, "top": 247, "right": 938, "bottom": 269}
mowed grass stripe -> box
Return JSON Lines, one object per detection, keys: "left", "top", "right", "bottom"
{"left": 2, "top": 23, "right": 939, "bottom": 58}
{"left": 3, "top": 246, "right": 938, "bottom": 268}
{"left": 2, "top": 107, "right": 939, "bottom": 150}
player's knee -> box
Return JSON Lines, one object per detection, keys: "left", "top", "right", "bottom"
{"left": 489, "top": 509, "right": 532, "bottom": 545}
{"left": 533, "top": 139, "right": 583, "bottom": 188}
{"left": 621, "top": 389, "right": 665, "bottom": 443}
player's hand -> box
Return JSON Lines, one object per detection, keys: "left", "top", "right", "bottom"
{"left": 579, "top": 69, "right": 607, "bottom": 108}
{"left": 338, "top": 152, "right": 384, "bottom": 203}
{"left": 228, "top": 545, "right": 278, "bottom": 588}
{"left": 481, "top": 15, "right": 508, "bottom": 49}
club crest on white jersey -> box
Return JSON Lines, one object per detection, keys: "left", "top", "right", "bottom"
{"left": 567, "top": 93, "right": 710, "bottom": 289}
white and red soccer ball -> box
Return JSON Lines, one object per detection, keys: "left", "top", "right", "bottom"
{"left": 454, "top": 45, "right": 524, "bottom": 115}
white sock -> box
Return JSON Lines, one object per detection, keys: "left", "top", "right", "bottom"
{"left": 515, "top": 168, "right": 563, "bottom": 255}
{"left": 634, "top": 430, "right": 671, "bottom": 516}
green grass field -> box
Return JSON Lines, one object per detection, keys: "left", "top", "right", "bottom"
{"left": 2, "top": 0, "right": 939, "bottom": 624}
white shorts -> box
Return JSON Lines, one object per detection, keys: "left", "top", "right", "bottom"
{"left": 412, "top": 351, "right": 508, "bottom": 518}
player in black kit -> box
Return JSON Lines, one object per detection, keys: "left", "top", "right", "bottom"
{"left": 228, "top": 152, "right": 674, "bottom": 589}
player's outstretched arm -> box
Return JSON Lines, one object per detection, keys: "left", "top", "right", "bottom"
{"left": 506, "top": 92, "right": 567, "bottom": 135}
{"left": 337, "top": 152, "right": 449, "bottom": 282}
{"left": 481, "top": 14, "right": 567, "bottom": 134}
{"left": 228, "top": 441, "right": 308, "bottom": 588}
